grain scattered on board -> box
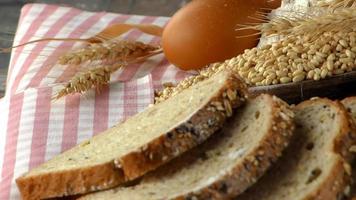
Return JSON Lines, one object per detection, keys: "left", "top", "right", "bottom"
{"left": 156, "top": 30, "right": 356, "bottom": 103}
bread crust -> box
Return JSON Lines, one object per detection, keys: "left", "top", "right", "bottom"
{"left": 16, "top": 71, "right": 248, "bottom": 200}
{"left": 342, "top": 96, "right": 356, "bottom": 107}
{"left": 172, "top": 95, "right": 295, "bottom": 200}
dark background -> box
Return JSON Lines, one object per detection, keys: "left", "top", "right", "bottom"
{"left": 0, "top": 0, "right": 188, "bottom": 96}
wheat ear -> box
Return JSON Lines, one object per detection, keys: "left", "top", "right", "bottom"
{"left": 54, "top": 49, "right": 162, "bottom": 100}
{"left": 54, "top": 63, "right": 124, "bottom": 99}
{"left": 238, "top": 7, "right": 356, "bottom": 37}
{"left": 58, "top": 40, "right": 159, "bottom": 65}
{"left": 317, "top": 0, "right": 356, "bottom": 9}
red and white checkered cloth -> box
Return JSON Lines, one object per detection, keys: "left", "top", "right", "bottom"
{"left": 0, "top": 4, "right": 191, "bottom": 199}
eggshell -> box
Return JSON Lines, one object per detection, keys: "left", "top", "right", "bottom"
{"left": 162, "top": 0, "right": 281, "bottom": 70}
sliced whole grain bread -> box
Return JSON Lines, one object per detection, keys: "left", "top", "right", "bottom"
{"left": 238, "top": 98, "right": 356, "bottom": 200}
{"left": 343, "top": 97, "right": 356, "bottom": 123}
{"left": 16, "top": 70, "right": 248, "bottom": 200}
{"left": 79, "top": 94, "right": 295, "bottom": 200}
{"left": 341, "top": 97, "right": 356, "bottom": 199}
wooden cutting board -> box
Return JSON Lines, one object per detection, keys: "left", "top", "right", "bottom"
{"left": 250, "top": 71, "right": 356, "bottom": 104}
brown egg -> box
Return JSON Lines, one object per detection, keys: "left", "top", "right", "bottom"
{"left": 162, "top": 0, "right": 281, "bottom": 71}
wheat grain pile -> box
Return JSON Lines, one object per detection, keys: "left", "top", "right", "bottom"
{"left": 155, "top": 5, "right": 356, "bottom": 103}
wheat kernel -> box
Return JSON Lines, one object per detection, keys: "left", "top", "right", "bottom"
{"left": 280, "top": 77, "right": 292, "bottom": 84}
{"left": 326, "top": 60, "right": 334, "bottom": 71}
{"left": 321, "top": 44, "right": 331, "bottom": 54}
{"left": 293, "top": 74, "right": 305, "bottom": 83}
{"left": 327, "top": 53, "right": 335, "bottom": 61}
{"left": 339, "top": 39, "right": 348, "bottom": 47}
{"left": 251, "top": 76, "right": 264, "bottom": 83}
{"left": 266, "top": 78, "right": 273, "bottom": 85}
{"left": 345, "top": 49, "right": 355, "bottom": 58}
{"left": 321, "top": 69, "right": 328, "bottom": 78}
{"left": 341, "top": 63, "right": 348, "bottom": 70}
{"left": 313, "top": 73, "right": 321, "bottom": 81}
{"left": 334, "top": 69, "right": 345, "bottom": 75}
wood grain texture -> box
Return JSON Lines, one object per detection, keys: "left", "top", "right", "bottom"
{"left": 0, "top": 68, "right": 6, "bottom": 97}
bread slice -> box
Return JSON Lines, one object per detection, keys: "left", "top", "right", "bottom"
{"left": 238, "top": 98, "right": 356, "bottom": 200}
{"left": 78, "top": 94, "right": 295, "bottom": 200}
{"left": 16, "top": 70, "right": 248, "bottom": 200}
{"left": 341, "top": 97, "right": 356, "bottom": 199}
{"left": 343, "top": 97, "right": 356, "bottom": 123}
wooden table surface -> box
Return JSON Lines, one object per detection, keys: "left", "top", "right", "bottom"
{"left": 0, "top": 0, "right": 187, "bottom": 97}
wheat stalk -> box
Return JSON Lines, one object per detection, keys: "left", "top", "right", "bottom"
{"left": 54, "top": 63, "right": 124, "bottom": 99}
{"left": 238, "top": 7, "right": 356, "bottom": 38}
{"left": 58, "top": 40, "right": 159, "bottom": 65}
{"left": 54, "top": 48, "right": 162, "bottom": 99}
{"left": 317, "top": 0, "right": 356, "bottom": 8}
